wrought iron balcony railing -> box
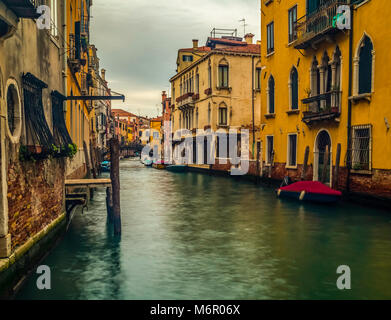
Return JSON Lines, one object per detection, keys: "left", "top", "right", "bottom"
{"left": 294, "top": 0, "right": 348, "bottom": 49}
{"left": 301, "top": 90, "right": 341, "bottom": 124}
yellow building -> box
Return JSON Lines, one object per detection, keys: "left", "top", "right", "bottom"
{"left": 260, "top": 0, "right": 391, "bottom": 199}
{"left": 65, "top": 0, "right": 93, "bottom": 178}
{"left": 170, "top": 33, "right": 261, "bottom": 171}
{"left": 150, "top": 116, "right": 163, "bottom": 157}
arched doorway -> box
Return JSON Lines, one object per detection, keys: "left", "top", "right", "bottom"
{"left": 314, "top": 130, "right": 332, "bottom": 185}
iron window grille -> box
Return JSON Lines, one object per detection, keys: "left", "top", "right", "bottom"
{"left": 346, "top": 124, "right": 372, "bottom": 171}
{"left": 22, "top": 73, "right": 55, "bottom": 151}
{"left": 51, "top": 91, "right": 73, "bottom": 151}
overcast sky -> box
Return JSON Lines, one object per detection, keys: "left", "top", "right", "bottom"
{"left": 90, "top": 0, "right": 260, "bottom": 118}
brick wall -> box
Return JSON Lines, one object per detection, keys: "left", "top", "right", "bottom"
{"left": 266, "top": 162, "right": 391, "bottom": 199}
{"left": 7, "top": 158, "right": 66, "bottom": 250}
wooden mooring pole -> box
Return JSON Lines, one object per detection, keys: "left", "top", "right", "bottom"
{"left": 301, "top": 146, "right": 310, "bottom": 180}
{"left": 333, "top": 143, "right": 341, "bottom": 189}
{"left": 321, "top": 145, "right": 330, "bottom": 184}
{"left": 110, "top": 138, "right": 121, "bottom": 235}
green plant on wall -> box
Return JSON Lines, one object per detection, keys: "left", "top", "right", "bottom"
{"left": 19, "top": 143, "right": 78, "bottom": 162}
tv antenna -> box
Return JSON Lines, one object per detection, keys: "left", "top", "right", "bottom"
{"left": 239, "top": 18, "right": 248, "bottom": 37}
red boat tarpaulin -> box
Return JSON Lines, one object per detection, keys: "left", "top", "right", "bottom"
{"left": 280, "top": 181, "right": 342, "bottom": 196}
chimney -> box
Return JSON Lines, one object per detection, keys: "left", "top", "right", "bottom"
{"left": 192, "top": 39, "right": 199, "bottom": 49}
{"left": 162, "top": 91, "right": 167, "bottom": 103}
{"left": 101, "top": 68, "right": 106, "bottom": 81}
{"left": 244, "top": 33, "right": 254, "bottom": 45}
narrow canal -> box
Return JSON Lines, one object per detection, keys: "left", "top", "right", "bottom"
{"left": 17, "top": 159, "right": 391, "bottom": 299}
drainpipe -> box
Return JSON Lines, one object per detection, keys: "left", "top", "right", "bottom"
{"left": 63, "top": 1, "right": 68, "bottom": 103}
{"left": 252, "top": 56, "right": 255, "bottom": 158}
{"left": 346, "top": 0, "right": 354, "bottom": 193}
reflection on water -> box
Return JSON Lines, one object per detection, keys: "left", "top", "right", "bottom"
{"left": 17, "top": 160, "right": 391, "bottom": 299}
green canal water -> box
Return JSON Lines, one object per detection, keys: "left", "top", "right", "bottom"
{"left": 17, "top": 159, "right": 391, "bottom": 299}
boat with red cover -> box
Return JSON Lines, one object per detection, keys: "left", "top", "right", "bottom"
{"left": 276, "top": 181, "right": 342, "bottom": 203}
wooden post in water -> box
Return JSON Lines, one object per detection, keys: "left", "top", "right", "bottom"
{"left": 89, "top": 140, "right": 97, "bottom": 179}
{"left": 110, "top": 138, "right": 121, "bottom": 235}
{"left": 268, "top": 150, "right": 274, "bottom": 179}
{"left": 106, "top": 187, "right": 113, "bottom": 223}
{"left": 321, "top": 145, "right": 330, "bottom": 184}
{"left": 83, "top": 141, "right": 91, "bottom": 178}
{"left": 256, "top": 141, "right": 261, "bottom": 184}
{"left": 301, "top": 146, "right": 310, "bottom": 180}
{"left": 333, "top": 143, "right": 341, "bottom": 189}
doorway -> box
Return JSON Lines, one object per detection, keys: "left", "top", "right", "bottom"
{"left": 314, "top": 130, "right": 332, "bottom": 185}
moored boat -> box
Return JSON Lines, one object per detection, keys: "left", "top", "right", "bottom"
{"left": 166, "top": 165, "right": 187, "bottom": 173}
{"left": 101, "top": 161, "right": 110, "bottom": 173}
{"left": 141, "top": 158, "right": 153, "bottom": 166}
{"left": 152, "top": 160, "right": 166, "bottom": 170}
{"left": 276, "top": 181, "right": 342, "bottom": 203}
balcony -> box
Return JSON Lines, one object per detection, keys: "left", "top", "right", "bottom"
{"left": 294, "top": 0, "right": 348, "bottom": 50}
{"left": 176, "top": 92, "right": 195, "bottom": 110}
{"left": 68, "top": 34, "right": 86, "bottom": 73}
{"left": 301, "top": 90, "right": 341, "bottom": 125}
{"left": 2, "top": 0, "right": 42, "bottom": 18}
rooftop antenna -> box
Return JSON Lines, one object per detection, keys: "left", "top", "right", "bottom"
{"left": 239, "top": 18, "right": 248, "bottom": 37}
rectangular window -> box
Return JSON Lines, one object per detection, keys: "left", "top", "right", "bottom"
{"left": 208, "top": 66, "right": 212, "bottom": 89}
{"left": 195, "top": 74, "right": 199, "bottom": 94}
{"left": 218, "top": 65, "right": 229, "bottom": 88}
{"left": 219, "top": 107, "right": 227, "bottom": 126}
{"left": 182, "top": 55, "right": 193, "bottom": 62}
{"left": 267, "top": 22, "right": 274, "bottom": 54}
{"left": 50, "top": 0, "right": 58, "bottom": 37}
{"left": 287, "top": 134, "right": 297, "bottom": 167}
{"left": 266, "top": 136, "right": 274, "bottom": 164}
{"left": 351, "top": 125, "right": 372, "bottom": 171}
{"left": 288, "top": 5, "right": 297, "bottom": 43}
{"left": 255, "top": 68, "right": 262, "bottom": 90}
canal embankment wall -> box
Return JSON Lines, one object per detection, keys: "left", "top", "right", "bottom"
{"left": 187, "top": 160, "right": 391, "bottom": 209}
{"left": 0, "top": 213, "right": 66, "bottom": 299}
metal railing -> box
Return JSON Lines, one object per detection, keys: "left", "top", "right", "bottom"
{"left": 302, "top": 90, "right": 341, "bottom": 114}
{"left": 295, "top": 0, "right": 348, "bottom": 47}
{"left": 69, "top": 34, "right": 76, "bottom": 60}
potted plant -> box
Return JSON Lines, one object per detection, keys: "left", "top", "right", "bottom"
{"left": 304, "top": 87, "right": 311, "bottom": 98}
{"left": 27, "top": 145, "right": 42, "bottom": 154}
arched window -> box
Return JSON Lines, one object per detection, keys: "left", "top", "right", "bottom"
{"left": 218, "top": 103, "right": 228, "bottom": 126}
{"left": 207, "top": 103, "right": 211, "bottom": 124}
{"left": 218, "top": 59, "right": 229, "bottom": 88}
{"left": 267, "top": 75, "right": 275, "bottom": 114}
{"left": 290, "top": 67, "right": 298, "bottom": 110}
{"left": 195, "top": 68, "right": 199, "bottom": 94}
{"left": 310, "top": 56, "right": 320, "bottom": 96}
{"left": 5, "top": 79, "right": 22, "bottom": 142}
{"left": 208, "top": 61, "right": 212, "bottom": 89}
{"left": 358, "top": 35, "right": 374, "bottom": 94}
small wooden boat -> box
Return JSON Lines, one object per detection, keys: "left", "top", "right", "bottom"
{"left": 152, "top": 160, "right": 166, "bottom": 170}
{"left": 277, "top": 181, "right": 342, "bottom": 203}
{"left": 101, "top": 161, "right": 110, "bottom": 173}
{"left": 166, "top": 165, "right": 187, "bottom": 173}
{"left": 141, "top": 158, "right": 153, "bottom": 166}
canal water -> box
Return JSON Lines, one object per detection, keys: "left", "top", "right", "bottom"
{"left": 17, "top": 159, "right": 391, "bottom": 299}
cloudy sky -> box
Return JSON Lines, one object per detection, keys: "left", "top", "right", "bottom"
{"left": 90, "top": 0, "right": 260, "bottom": 118}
